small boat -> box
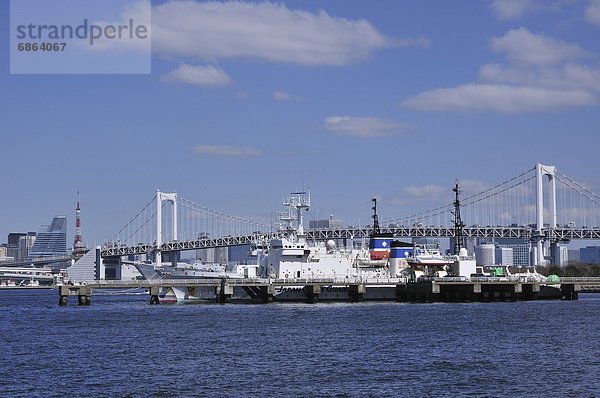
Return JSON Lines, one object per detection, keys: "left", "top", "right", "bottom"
{"left": 406, "top": 244, "right": 453, "bottom": 268}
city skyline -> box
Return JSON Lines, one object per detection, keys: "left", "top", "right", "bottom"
{"left": 2, "top": 0, "right": 600, "bottom": 246}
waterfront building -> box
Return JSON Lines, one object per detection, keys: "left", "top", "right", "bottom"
{"left": 7, "top": 232, "right": 26, "bottom": 261}
{"left": 491, "top": 238, "right": 531, "bottom": 268}
{"left": 495, "top": 247, "right": 514, "bottom": 266}
{"left": 196, "top": 247, "right": 228, "bottom": 264}
{"left": 580, "top": 246, "right": 600, "bottom": 265}
{"left": 17, "top": 233, "right": 36, "bottom": 262}
{"left": 554, "top": 245, "right": 569, "bottom": 266}
{"left": 475, "top": 244, "right": 495, "bottom": 266}
{"left": 27, "top": 216, "right": 68, "bottom": 259}
{"left": 0, "top": 244, "right": 14, "bottom": 263}
{"left": 460, "top": 236, "right": 478, "bottom": 257}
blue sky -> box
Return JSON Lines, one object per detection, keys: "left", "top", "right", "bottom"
{"left": 2, "top": 0, "right": 600, "bottom": 247}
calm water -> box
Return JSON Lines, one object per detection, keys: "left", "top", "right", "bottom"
{"left": 0, "top": 290, "right": 599, "bottom": 397}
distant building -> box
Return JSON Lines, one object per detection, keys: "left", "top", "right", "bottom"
{"left": 413, "top": 238, "right": 441, "bottom": 246}
{"left": 0, "top": 245, "right": 13, "bottom": 263}
{"left": 495, "top": 247, "right": 514, "bottom": 266}
{"left": 196, "top": 247, "right": 228, "bottom": 264}
{"left": 580, "top": 246, "right": 600, "bottom": 265}
{"left": 475, "top": 244, "right": 495, "bottom": 266}
{"left": 28, "top": 216, "right": 67, "bottom": 259}
{"left": 568, "top": 249, "right": 580, "bottom": 263}
{"left": 309, "top": 216, "right": 344, "bottom": 229}
{"left": 554, "top": 246, "right": 569, "bottom": 266}
{"left": 17, "top": 233, "right": 36, "bottom": 262}
{"left": 7, "top": 233, "right": 26, "bottom": 261}
{"left": 494, "top": 238, "right": 530, "bottom": 268}
{"left": 460, "top": 236, "right": 478, "bottom": 257}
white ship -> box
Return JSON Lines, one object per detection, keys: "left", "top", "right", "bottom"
{"left": 132, "top": 260, "right": 256, "bottom": 303}
{"left": 255, "top": 192, "right": 408, "bottom": 301}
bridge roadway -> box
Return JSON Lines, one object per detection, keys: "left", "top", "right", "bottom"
{"left": 101, "top": 226, "right": 600, "bottom": 257}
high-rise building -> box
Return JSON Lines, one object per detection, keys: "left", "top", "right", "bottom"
{"left": 481, "top": 237, "right": 531, "bottom": 268}
{"left": 7, "top": 232, "right": 26, "bottom": 261}
{"left": 28, "top": 216, "right": 67, "bottom": 259}
{"left": 495, "top": 247, "right": 514, "bottom": 266}
{"left": 554, "top": 246, "right": 569, "bottom": 266}
{"left": 17, "top": 233, "right": 36, "bottom": 262}
{"left": 475, "top": 244, "right": 495, "bottom": 266}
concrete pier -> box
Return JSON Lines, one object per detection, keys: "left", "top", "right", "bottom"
{"left": 216, "top": 279, "right": 233, "bottom": 304}
{"left": 59, "top": 285, "right": 91, "bottom": 306}
{"left": 303, "top": 284, "right": 320, "bottom": 303}
{"left": 55, "top": 277, "right": 589, "bottom": 305}
{"left": 349, "top": 284, "right": 366, "bottom": 302}
{"left": 149, "top": 286, "right": 160, "bottom": 305}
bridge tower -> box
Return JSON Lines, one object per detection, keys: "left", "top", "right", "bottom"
{"left": 155, "top": 190, "right": 177, "bottom": 265}
{"left": 533, "top": 163, "right": 557, "bottom": 265}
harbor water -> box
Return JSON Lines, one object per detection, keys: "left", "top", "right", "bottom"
{"left": 1, "top": 290, "right": 599, "bottom": 397}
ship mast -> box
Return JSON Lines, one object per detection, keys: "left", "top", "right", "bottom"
{"left": 371, "top": 198, "right": 381, "bottom": 237}
{"left": 452, "top": 181, "right": 465, "bottom": 255}
{"left": 281, "top": 190, "right": 310, "bottom": 238}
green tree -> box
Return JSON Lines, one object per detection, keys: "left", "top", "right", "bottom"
{"left": 564, "top": 265, "right": 582, "bottom": 277}
{"left": 546, "top": 266, "right": 562, "bottom": 277}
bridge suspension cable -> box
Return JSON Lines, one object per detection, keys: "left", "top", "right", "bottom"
{"left": 108, "top": 196, "right": 157, "bottom": 246}
{"left": 554, "top": 169, "right": 600, "bottom": 228}
{"left": 384, "top": 167, "right": 537, "bottom": 227}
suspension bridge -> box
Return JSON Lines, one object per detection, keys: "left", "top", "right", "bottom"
{"left": 100, "top": 163, "right": 600, "bottom": 266}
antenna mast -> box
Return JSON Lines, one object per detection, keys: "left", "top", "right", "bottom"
{"left": 371, "top": 198, "right": 381, "bottom": 237}
{"left": 452, "top": 181, "right": 465, "bottom": 255}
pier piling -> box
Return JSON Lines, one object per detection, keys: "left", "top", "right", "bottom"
{"left": 149, "top": 286, "right": 160, "bottom": 305}
{"left": 216, "top": 279, "right": 233, "bottom": 303}
{"left": 349, "top": 284, "right": 365, "bottom": 302}
{"left": 303, "top": 284, "right": 320, "bottom": 303}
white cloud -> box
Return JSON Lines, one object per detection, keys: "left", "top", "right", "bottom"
{"left": 152, "top": 1, "right": 428, "bottom": 66}
{"left": 273, "top": 90, "right": 304, "bottom": 102}
{"left": 325, "top": 116, "right": 410, "bottom": 138}
{"left": 162, "top": 64, "right": 233, "bottom": 86}
{"left": 404, "top": 185, "right": 446, "bottom": 198}
{"left": 403, "top": 28, "right": 599, "bottom": 113}
{"left": 586, "top": 0, "right": 600, "bottom": 24}
{"left": 402, "top": 84, "right": 598, "bottom": 113}
{"left": 479, "top": 63, "right": 600, "bottom": 92}
{"left": 491, "top": 28, "right": 585, "bottom": 66}
{"left": 235, "top": 91, "right": 249, "bottom": 100}
{"left": 385, "top": 185, "right": 446, "bottom": 206}
{"left": 491, "top": 0, "right": 533, "bottom": 20}
{"left": 193, "top": 145, "right": 262, "bottom": 156}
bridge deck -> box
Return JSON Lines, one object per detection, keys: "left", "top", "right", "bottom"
{"left": 100, "top": 227, "right": 600, "bottom": 257}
